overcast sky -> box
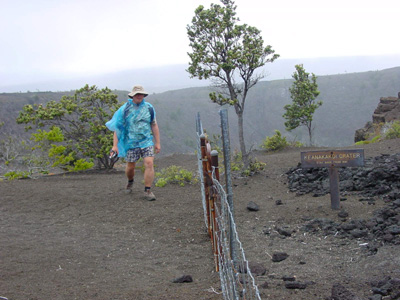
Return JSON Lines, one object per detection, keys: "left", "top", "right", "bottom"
{"left": 1, "top": 0, "right": 399, "bottom": 87}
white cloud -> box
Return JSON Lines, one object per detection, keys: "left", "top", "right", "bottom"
{"left": 1, "top": 0, "right": 399, "bottom": 86}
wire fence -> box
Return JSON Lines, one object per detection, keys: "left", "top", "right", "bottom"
{"left": 196, "top": 111, "right": 261, "bottom": 300}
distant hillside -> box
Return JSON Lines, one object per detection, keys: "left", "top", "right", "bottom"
{"left": 1, "top": 67, "right": 399, "bottom": 155}
{"left": 0, "top": 91, "right": 73, "bottom": 136}
{"left": 2, "top": 54, "right": 400, "bottom": 94}
{"left": 147, "top": 66, "right": 400, "bottom": 153}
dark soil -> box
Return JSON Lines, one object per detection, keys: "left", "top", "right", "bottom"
{"left": 1, "top": 139, "right": 400, "bottom": 300}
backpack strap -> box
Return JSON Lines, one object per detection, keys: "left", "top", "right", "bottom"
{"left": 148, "top": 106, "right": 155, "bottom": 123}
{"left": 123, "top": 102, "right": 132, "bottom": 119}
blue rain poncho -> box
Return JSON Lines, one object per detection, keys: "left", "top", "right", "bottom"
{"left": 106, "top": 99, "right": 156, "bottom": 158}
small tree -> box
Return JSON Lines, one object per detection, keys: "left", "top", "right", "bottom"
{"left": 16, "top": 84, "right": 121, "bottom": 169}
{"left": 283, "top": 64, "right": 322, "bottom": 145}
{"left": 187, "top": 0, "right": 279, "bottom": 168}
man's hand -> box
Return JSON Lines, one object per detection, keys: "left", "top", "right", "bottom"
{"left": 110, "top": 146, "right": 119, "bottom": 157}
{"left": 154, "top": 143, "right": 161, "bottom": 154}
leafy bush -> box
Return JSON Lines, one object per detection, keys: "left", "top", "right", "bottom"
{"left": 16, "top": 85, "right": 121, "bottom": 169}
{"left": 242, "top": 158, "right": 266, "bottom": 176}
{"left": 261, "top": 130, "right": 289, "bottom": 151}
{"left": 4, "top": 170, "right": 30, "bottom": 180}
{"left": 71, "top": 159, "right": 95, "bottom": 172}
{"left": 230, "top": 151, "right": 265, "bottom": 176}
{"left": 355, "top": 121, "right": 400, "bottom": 145}
{"left": 355, "top": 135, "right": 381, "bottom": 145}
{"left": 371, "top": 135, "right": 381, "bottom": 143}
{"left": 364, "top": 123, "right": 384, "bottom": 141}
{"left": 231, "top": 150, "right": 244, "bottom": 171}
{"left": 29, "top": 126, "right": 94, "bottom": 172}
{"left": 209, "top": 136, "right": 266, "bottom": 176}
{"left": 385, "top": 121, "right": 400, "bottom": 139}
{"left": 292, "top": 141, "right": 304, "bottom": 148}
{"left": 155, "top": 165, "right": 197, "bottom": 187}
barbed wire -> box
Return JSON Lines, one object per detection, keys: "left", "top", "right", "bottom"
{"left": 211, "top": 168, "right": 261, "bottom": 300}
{"left": 196, "top": 125, "right": 261, "bottom": 300}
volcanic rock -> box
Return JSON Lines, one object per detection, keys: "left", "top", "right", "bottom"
{"left": 247, "top": 201, "right": 259, "bottom": 211}
{"left": 271, "top": 252, "right": 289, "bottom": 262}
{"left": 172, "top": 275, "right": 193, "bottom": 283}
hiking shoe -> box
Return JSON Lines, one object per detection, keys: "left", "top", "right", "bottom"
{"left": 125, "top": 181, "right": 133, "bottom": 194}
{"left": 143, "top": 191, "right": 156, "bottom": 201}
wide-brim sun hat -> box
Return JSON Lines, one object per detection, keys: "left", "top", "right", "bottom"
{"left": 128, "top": 85, "right": 149, "bottom": 98}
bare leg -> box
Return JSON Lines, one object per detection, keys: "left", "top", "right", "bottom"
{"left": 143, "top": 156, "right": 155, "bottom": 188}
{"left": 126, "top": 162, "right": 136, "bottom": 181}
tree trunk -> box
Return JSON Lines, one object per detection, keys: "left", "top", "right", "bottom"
{"left": 237, "top": 112, "right": 250, "bottom": 169}
{"left": 308, "top": 124, "right": 313, "bottom": 146}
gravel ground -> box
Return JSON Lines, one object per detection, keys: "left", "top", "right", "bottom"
{"left": 1, "top": 139, "right": 399, "bottom": 300}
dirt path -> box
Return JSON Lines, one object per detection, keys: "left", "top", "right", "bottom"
{"left": 1, "top": 155, "right": 221, "bottom": 300}
{"left": 1, "top": 139, "right": 400, "bottom": 300}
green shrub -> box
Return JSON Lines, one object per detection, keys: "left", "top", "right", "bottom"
{"left": 16, "top": 85, "right": 120, "bottom": 169}
{"left": 261, "top": 130, "right": 289, "bottom": 151}
{"left": 355, "top": 135, "right": 381, "bottom": 145}
{"left": 291, "top": 141, "right": 304, "bottom": 148}
{"left": 4, "top": 171, "right": 30, "bottom": 180}
{"left": 71, "top": 159, "right": 95, "bottom": 172}
{"left": 242, "top": 158, "right": 266, "bottom": 176}
{"left": 31, "top": 127, "right": 94, "bottom": 172}
{"left": 231, "top": 150, "right": 244, "bottom": 171}
{"left": 385, "top": 121, "right": 400, "bottom": 139}
{"left": 209, "top": 136, "right": 266, "bottom": 176}
{"left": 155, "top": 177, "right": 168, "bottom": 187}
{"left": 371, "top": 135, "right": 382, "bottom": 143}
{"left": 155, "top": 165, "right": 197, "bottom": 187}
{"left": 229, "top": 150, "right": 265, "bottom": 176}
{"left": 355, "top": 121, "right": 400, "bottom": 145}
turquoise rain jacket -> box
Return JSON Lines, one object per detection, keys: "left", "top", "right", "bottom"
{"left": 106, "top": 99, "right": 156, "bottom": 157}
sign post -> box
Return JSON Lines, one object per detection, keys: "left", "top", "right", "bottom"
{"left": 328, "top": 167, "right": 340, "bottom": 210}
{"left": 300, "top": 149, "right": 365, "bottom": 210}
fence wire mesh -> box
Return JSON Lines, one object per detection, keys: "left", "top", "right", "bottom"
{"left": 196, "top": 114, "right": 261, "bottom": 300}
{"left": 212, "top": 169, "right": 261, "bottom": 300}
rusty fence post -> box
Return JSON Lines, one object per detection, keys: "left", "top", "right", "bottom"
{"left": 200, "top": 134, "right": 212, "bottom": 237}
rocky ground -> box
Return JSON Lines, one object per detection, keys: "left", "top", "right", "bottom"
{"left": 1, "top": 138, "right": 399, "bottom": 300}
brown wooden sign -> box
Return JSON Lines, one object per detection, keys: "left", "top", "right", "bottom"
{"left": 300, "top": 149, "right": 364, "bottom": 210}
{"left": 301, "top": 149, "right": 364, "bottom": 168}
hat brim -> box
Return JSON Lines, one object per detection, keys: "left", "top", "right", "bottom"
{"left": 128, "top": 91, "right": 149, "bottom": 97}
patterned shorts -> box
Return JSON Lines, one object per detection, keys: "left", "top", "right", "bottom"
{"left": 126, "top": 146, "right": 155, "bottom": 163}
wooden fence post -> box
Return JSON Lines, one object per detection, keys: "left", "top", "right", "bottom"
{"left": 200, "top": 134, "right": 211, "bottom": 237}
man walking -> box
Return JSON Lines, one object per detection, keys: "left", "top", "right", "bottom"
{"left": 106, "top": 85, "right": 160, "bottom": 201}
